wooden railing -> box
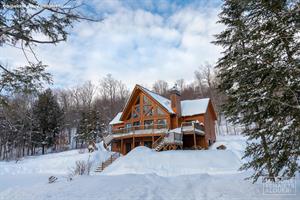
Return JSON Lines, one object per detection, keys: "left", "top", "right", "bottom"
{"left": 152, "top": 134, "right": 166, "bottom": 149}
{"left": 181, "top": 121, "right": 205, "bottom": 132}
{"left": 95, "top": 152, "right": 121, "bottom": 172}
{"left": 112, "top": 124, "right": 168, "bottom": 135}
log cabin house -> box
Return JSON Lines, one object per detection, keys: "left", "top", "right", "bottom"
{"left": 104, "top": 84, "right": 217, "bottom": 155}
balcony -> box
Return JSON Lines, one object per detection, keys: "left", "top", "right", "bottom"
{"left": 181, "top": 122, "right": 205, "bottom": 136}
{"left": 104, "top": 122, "right": 205, "bottom": 146}
{"left": 112, "top": 124, "right": 169, "bottom": 136}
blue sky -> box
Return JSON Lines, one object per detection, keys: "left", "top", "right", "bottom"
{"left": 0, "top": 0, "right": 224, "bottom": 89}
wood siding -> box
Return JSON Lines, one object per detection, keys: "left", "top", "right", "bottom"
{"left": 110, "top": 85, "right": 217, "bottom": 155}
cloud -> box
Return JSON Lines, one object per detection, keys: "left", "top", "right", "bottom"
{"left": 0, "top": 0, "right": 224, "bottom": 89}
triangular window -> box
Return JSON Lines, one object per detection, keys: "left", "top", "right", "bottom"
{"left": 143, "top": 105, "right": 153, "bottom": 116}
{"left": 143, "top": 95, "right": 151, "bottom": 105}
{"left": 135, "top": 96, "right": 140, "bottom": 105}
{"left": 157, "top": 107, "right": 165, "bottom": 116}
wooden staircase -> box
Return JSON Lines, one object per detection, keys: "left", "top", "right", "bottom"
{"left": 153, "top": 133, "right": 183, "bottom": 152}
{"left": 95, "top": 152, "right": 121, "bottom": 173}
{"left": 152, "top": 134, "right": 166, "bottom": 151}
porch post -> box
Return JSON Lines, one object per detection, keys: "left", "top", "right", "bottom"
{"left": 193, "top": 133, "right": 197, "bottom": 149}
{"left": 152, "top": 133, "right": 154, "bottom": 148}
{"left": 133, "top": 134, "right": 135, "bottom": 149}
{"left": 121, "top": 138, "right": 123, "bottom": 155}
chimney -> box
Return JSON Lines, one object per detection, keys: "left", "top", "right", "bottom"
{"left": 170, "top": 84, "right": 181, "bottom": 116}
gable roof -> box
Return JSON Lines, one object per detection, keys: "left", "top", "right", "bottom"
{"left": 109, "top": 84, "right": 216, "bottom": 125}
{"left": 109, "top": 112, "right": 123, "bottom": 125}
{"left": 181, "top": 98, "right": 210, "bottom": 117}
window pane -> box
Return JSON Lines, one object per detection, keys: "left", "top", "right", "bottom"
{"left": 143, "top": 95, "right": 151, "bottom": 105}
{"left": 144, "top": 120, "right": 154, "bottom": 129}
{"left": 157, "top": 119, "right": 167, "bottom": 125}
{"left": 133, "top": 105, "right": 140, "bottom": 118}
{"left": 157, "top": 119, "right": 167, "bottom": 129}
{"left": 143, "top": 105, "right": 153, "bottom": 116}
{"left": 157, "top": 107, "right": 165, "bottom": 116}
{"left": 135, "top": 96, "right": 140, "bottom": 105}
{"left": 144, "top": 120, "right": 154, "bottom": 125}
{"left": 133, "top": 111, "right": 138, "bottom": 118}
{"left": 133, "top": 121, "right": 140, "bottom": 126}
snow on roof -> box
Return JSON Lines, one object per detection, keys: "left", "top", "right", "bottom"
{"left": 169, "top": 127, "right": 182, "bottom": 134}
{"left": 181, "top": 98, "right": 210, "bottom": 117}
{"left": 139, "top": 86, "right": 175, "bottom": 114}
{"left": 109, "top": 112, "right": 123, "bottom": 125}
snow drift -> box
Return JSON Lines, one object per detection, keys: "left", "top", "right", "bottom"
{"left": 103, "top": 146, "right": 242, "bottom": 176}
{"left": 0, "top": 142, "right": 112, "bottom": 175}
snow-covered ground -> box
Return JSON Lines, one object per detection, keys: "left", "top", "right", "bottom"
{"left": 0, "top": 136, "right": 299, "bottom": 200}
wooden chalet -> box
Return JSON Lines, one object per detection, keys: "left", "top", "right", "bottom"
{"left": 104, "top": 84, "right": 217, "bottom": 155}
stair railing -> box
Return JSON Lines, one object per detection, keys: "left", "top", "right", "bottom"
{"left": 152, "top": 134, "right": 166, "bottom": 149}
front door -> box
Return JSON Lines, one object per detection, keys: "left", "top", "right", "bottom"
{"left": 125, "top": 143, "right": 132, "bottom": 154}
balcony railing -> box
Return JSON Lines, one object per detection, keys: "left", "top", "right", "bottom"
{"left": 112, "top": 124, "right": 168, "bottom": 135}
{"left": 181, "top": 121, "right": 205, "bottom": 135}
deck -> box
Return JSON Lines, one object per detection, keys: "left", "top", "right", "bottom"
{"left": 104, "top": 122, "right": 205, "bottom": 148}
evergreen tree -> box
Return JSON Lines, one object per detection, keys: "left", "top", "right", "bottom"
{"left": 214, "top": 0, "right": 299, "bottom": 182}
{"left": 0, "top": 1, "right": 98, "bottom": 104}
{"left": 33, "top": 89, "right": 63, "bottom": 154}
{"left": 77, "top": 109, "right": 102, "bottom": 146}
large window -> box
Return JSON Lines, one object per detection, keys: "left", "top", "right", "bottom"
{"left": 144, "top": 120, "right": 154, "bottom": 129}
{"left": 133, "top": 105, "right": 140, "bottom": 119}
{"left": 133, "top": 121, "right": 140, "bottom": 127}
{"left": 143, "top": 95, "right": 151, "bottom": 105}
{"left": 143, "top": 105, "right": 153, "bottom": 116}
{"left": 157, "top": 119, "right": 167, "bottom": 128}
{"left": 125, "top": 123, "right": 132, "bottom": 129}
{"left": 157, "top": 107, "right": 165, "bottom": 116}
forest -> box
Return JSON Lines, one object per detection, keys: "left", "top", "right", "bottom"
{"left": 0, "top": 0, "right": 298, "bottom": 183}
{"left": 0, "top": 65, "right": 228, "bottom": 160}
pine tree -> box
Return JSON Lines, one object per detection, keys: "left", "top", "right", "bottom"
{"left": 214, "top": 0, "right": 300, "bottom": 182}
{"left": 76, "top": 108, "right": 102, "bottom": 146}
{"left": 33, "top": 89, "right": 63, "bottom": 154}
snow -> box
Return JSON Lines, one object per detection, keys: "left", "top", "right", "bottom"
{"left": 0, "top": 136, "right": 299, "bottom": 200}
{"left": 139, "top": 86, "right": 175, "bottom": 114}
{"left": 109, "top": 112, "right": 123, "bottom": 125}
{"left": 102, "top": 146, "right": 241, "bottom": 176}
{"left": 169, "top": 127, "right": 182, "bottom": 133}
{"left": 181, "top": 98, "right": 210, "bottom": 116}
{"left": 0, "top": 142, "right": 112, "bottom": 176}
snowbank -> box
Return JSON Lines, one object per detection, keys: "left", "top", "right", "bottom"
{"left": 0, "top": 142, "right": 112, "bottom": 175}
{"left": 211, "top": 135, "right": 247, "bottom": 160}
{"left": 103, "top": 146, "right": 242, "bottom": 176}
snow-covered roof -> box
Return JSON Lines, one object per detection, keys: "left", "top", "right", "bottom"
{"left": 109, "top": 112, "right": 123, "bottom": 125}
{"left": 181, "top": 98, "right": 210, "bottom": 117}
{"left": 139, "top": 86, "right": 175, "bottom": 114}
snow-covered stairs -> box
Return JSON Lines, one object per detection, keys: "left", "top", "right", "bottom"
{"left": 154, "top": 141, "right": 165, "bottom": 151}
{"left": 153, "top": 132, "right": 183, "bottom": 152}
{"left": 95, "top": 152, "right": 121, "bottom": 173}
